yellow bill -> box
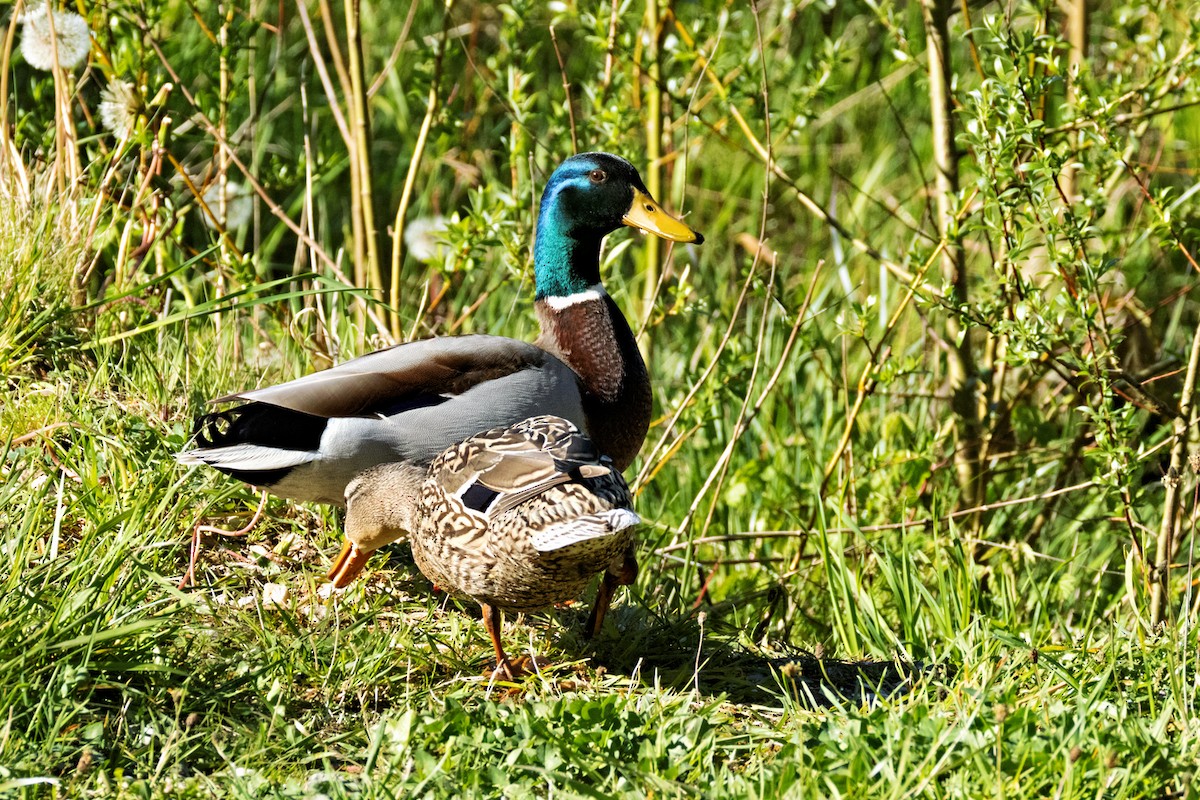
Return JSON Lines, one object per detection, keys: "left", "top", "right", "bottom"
{"left": 623, "top": 187, "right": 704, "bottom": 244}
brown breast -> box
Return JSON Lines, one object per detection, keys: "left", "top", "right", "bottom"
{"left": 534, "top": 295, "right": 651, "bottom": 471}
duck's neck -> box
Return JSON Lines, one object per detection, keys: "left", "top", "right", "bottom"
{"left": 532, "top": 220, "right": 650, "bottom": 471}
{"left": 533, "top": 205, "right": 602, "bottom": 299}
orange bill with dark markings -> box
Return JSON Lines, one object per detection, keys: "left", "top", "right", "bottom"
{"left": 327, "top": 539, "right": 371, "bottom": 588}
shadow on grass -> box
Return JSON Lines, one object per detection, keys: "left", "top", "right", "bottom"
{"left": 341, "top": 541, "right": 950, "bottom": 708}
{"left": 191, "top": 536, "right": 947, "bottom": 711}
{"left": 548, "top": 602, "right": 948, "bottom": 709}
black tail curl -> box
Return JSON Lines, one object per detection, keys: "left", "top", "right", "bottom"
{"left": 188, "top": 403, "right": 329, "bottom": 486}
{"left": 193, "top": 403, "right": 327, "bottom": 452}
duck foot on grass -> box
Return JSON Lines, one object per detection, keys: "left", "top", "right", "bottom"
{"left": 484, "top": 654, "right": 550, "bottom": 681}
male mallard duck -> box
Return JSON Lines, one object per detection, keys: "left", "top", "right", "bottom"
{"left": 176, "top": 153, "right": 702, "bottom": 505}
{"left": 331, "top": 415, "right": 640, "bottom": 679}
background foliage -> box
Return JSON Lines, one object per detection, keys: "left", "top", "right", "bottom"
{"left": 3, "top": 0, "right": 1200, "bottom": 796}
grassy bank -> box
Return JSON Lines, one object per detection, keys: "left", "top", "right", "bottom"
{"left": 3, "top": 0, "right": 1200, "bottom": 796}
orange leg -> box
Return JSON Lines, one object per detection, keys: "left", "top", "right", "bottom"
{"left": 482, "top": 602, "right": 518, "bottom": 679}
{"left": 586, "top": 551, "right": 639, "bottom": 640}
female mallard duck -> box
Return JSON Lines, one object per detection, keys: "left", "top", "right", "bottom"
{"left": 331, "top": 415, "right": 639, "bottom": 679}
{"left": 177, "top": 153, "right": 703, "bottom": 506}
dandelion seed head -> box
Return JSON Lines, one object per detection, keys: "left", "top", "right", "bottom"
{"left": 404, "top": 215, "right": 451, "bottom": 263}
{"left": 201, "top": 180, "right": 253, "bottom": 231}
{"left": 17, "top": 6, "right": 48, "bottom": 23}
{"left": 99, "top": 80, "right": 139, "bottom": 140}
{"left": 20, "top": 7, "right": 91, "bottom": 71}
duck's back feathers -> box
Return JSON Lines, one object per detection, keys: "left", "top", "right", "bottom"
{"left": 413, "top": 415, "right": 639, "bottom": 612}
{"left": 177, "top": 336, "right": 586, "bottom": 505}
{"left": 437, "top": 414, "right": 614, "bottom": 511}
{"left": 220, "top": 335, "right": 554, "bottom": 418}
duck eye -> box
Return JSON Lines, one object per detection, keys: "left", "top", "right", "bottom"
{"left": 588, "top": 169, "right": 607, "bottom": 184}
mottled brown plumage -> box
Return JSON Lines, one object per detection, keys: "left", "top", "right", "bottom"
{"left": 330, "top": 415, "right": 640, "bottom": 678}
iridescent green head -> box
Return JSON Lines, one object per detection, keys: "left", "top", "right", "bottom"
{"left": 534, "top": 153, "right": 704, "bottom": 300}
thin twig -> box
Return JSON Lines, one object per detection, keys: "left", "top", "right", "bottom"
{"left": 601, "top": 0, "right": 620, "bottom": 92}
{"left": 633, "top": 263, "right": 756, "bottom": 489}
{"left": 638, "top": 0, "right": 664, "bottom": 353}
{"left": 922, "top": 0, "right": 983, "bottom": 519}
{"left": 674, "top": 256, "right": 777, "bottom": 540}
{"left": 0, "top": 0, "right": 24, "bottom": 182}
{"left": 389, "top": 2, "right": 452, "bottom": 341}
{"left": 294, "top": 1, "right": 352, "bottom": 145}
{"left": 179, "top": 492, "right": 270, "bottom": 589}
{"left": 820, "top": 243, "right": 944, "bottom": 491}
{"left": 1150, "top": 294, "right": 1200, "bottom": 625}
{"left": 144, "top": 37, "right": 395, "bottom": 340}
{"left": 315, "top": 0, "right": 352, "bottom": 99}
{"left": 366, "top": 0, "right": 420, "bottom": 98}
{"left": 548, "top": 26, "right": 578, "bottom": 154}
{"left": 345, "top": 0, "right": 383, "bottom": 339}
{"left": 669, "top": 17, "right": 945, "bottom": 302}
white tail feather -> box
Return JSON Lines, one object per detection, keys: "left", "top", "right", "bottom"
{"left": 530, "top": 508, "right": 641, "bottom": 552}
{"left": 175, "top": 444, "right": 317, "bottom": 472}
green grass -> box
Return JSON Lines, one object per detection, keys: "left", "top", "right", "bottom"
{"left": 4, "top": 0, "right": 1200, "bottom": 796}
